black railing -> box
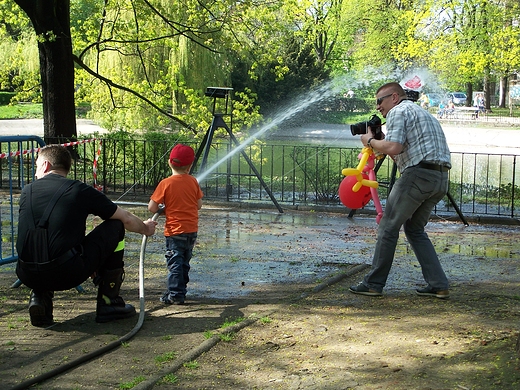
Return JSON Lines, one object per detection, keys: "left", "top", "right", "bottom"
{"left": 1, "top": 138, "right": 519, "bottom": 220}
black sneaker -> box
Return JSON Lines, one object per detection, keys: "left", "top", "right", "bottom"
{"left": 349, "top": 284, "right": 382, "bottom": 296}
{"left": 416, "top": 286, "right": 450, "bottom": 299}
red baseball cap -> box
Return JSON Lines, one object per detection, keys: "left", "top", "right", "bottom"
{"left": 169, "top": 144, "right": 195, "bottom": 167}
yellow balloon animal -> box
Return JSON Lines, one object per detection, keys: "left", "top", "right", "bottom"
{"left": 341, "top": 146, "right": 384, "bottom": 223}
{"left": 341, "top": 147, "right": 379, "bottom": 192}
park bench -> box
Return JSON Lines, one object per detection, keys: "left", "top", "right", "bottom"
{"left": 444, "top": 106, "right": 481, "bottom": 120}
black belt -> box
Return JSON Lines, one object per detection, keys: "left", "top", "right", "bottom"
{"left": 416, "top": 162, "right": 450, "bottom": 172}
{"left": 19, "top": 247, "right": 81, "bottom": 272}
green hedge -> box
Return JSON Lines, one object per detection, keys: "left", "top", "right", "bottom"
{"left": 0, "top": 92, "right": 15, "bottom": 105}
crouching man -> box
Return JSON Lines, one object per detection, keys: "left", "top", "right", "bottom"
{"left": 16, "top": 145, "right": 157, "bottom": 327}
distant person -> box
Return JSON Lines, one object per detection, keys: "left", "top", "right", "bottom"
{"left": 148, "top": 144, "right": 203, "bottom": 305}
{"left": 349, "top": 82, "right": 451, "bottom": 299}
{"left": 477, "top": 93, "right": 485, "bottom": 114}
{"left": 343, "top": 90, "right": 356, "bottom": 112}
{"left": 445, "top": 100, "right": 455, "bottom": 117}
{"left": 419, "top": 93, "right": 429, "bottom": 109}
{"left": 437, "top": 101, "right": 446, "bottom": 119}
{"left": 16, "top": 145, "right": 157, "bottom": 327}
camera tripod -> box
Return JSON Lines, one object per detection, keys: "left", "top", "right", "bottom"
{"left": 348, "top": 154, "right": 468, "bottom": 226}
{"left": 193, "top": 87, "right": 283, "bottom": 213}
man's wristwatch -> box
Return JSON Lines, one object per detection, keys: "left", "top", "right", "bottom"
{"left": 367, "top": 137, "right": 374, "bottom": 148}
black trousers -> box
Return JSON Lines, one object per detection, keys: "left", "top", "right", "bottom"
{"left": 17, "top": 219, "right": 125, "bottom": 291}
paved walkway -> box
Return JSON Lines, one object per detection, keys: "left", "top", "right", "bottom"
{"left": 1, "top": 118, "right": 519, "bottom": 155}
{"left": 0, "top": 118, "right": 107, "bottom": 137}
{"left": 266, "top": 122, "right": 520, "bottom": 155}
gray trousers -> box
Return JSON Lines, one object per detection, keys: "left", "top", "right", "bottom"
{"left": 363, "top": 166, "right": 449, "bottom": 292}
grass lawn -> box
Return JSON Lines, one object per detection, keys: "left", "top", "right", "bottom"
{"left": 0, "top": 103, "right": 43, "bottom": 119}
{"left": 0, "top": 102, "right": 91, "bottom": 119}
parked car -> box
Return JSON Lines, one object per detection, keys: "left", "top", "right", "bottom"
{"left": 446, "top": 92, "right": 467, "bottom": 106}
{"left": 425, "top": 93, "right": 444, "bottom": 107}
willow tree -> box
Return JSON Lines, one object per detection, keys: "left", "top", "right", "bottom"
{"left": 0, "top": 2, "right": 40, "bottom": 102}
{"left": 71, "top": 0, "right": 243, "bottom": 134}
{"left": 8, "top": 0, "right": 235, "bottom": 137}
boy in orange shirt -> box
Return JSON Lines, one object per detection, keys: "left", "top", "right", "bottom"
{"left": 148, "top": 144, "right": 203, "bottom": 305}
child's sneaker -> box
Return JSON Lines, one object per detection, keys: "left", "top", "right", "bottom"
{"left": 160, "top": 293, "right": 185, "bottom": 305}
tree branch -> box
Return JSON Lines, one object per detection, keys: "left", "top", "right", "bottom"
{"left": 73, "top": 54, "right": 198, "bottom": 134}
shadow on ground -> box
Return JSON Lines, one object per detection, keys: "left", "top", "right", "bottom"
{"left": 1, "top": 206, "right": 519, "bottom": 389}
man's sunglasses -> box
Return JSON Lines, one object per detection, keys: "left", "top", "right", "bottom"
{"left": 376, "top": 93, "right": 393, "bottom": 105}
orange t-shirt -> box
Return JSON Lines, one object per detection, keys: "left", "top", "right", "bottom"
{"left": 150, "top": 174, "right": 203, "bottom": 236}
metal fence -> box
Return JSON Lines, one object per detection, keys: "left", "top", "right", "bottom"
{"left": 190, "top": 143, "right": 520, "bottom": 220}
{"left": 4, "top": 136, "right": 518, "bottom": 215}
{"left": 0, "top": 136, "right": 46, "bottom": 266}
{"left": 1, "top": 136, "right": 519, "bottom": 264}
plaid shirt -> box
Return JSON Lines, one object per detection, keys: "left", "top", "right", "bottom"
{"left": 385, "top": 99, "right": 451, "bottom": 172}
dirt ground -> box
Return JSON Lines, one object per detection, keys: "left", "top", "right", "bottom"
{"left": 1, "top": 205, "right": 520, "bottom": 390}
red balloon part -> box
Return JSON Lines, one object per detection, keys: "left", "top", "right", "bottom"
{"left": 404, "top": 75, "right": 422, "bottom": 89}
{"left": 339, "top": 175, "right": 372, "bottom": 209}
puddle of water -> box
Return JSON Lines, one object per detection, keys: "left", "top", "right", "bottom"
{"left": 183, "top": 209, "right": 517, "bottom": 298}
{"left": 5, "top": 207, "right": 517, "bottom": 301}
{"left": 23, "top": 206, "right": 513, "bottom": 300}
{"left": 194, "top": 209, "right": 520, "bottom": 298}
{"left": 188, "top": 208, "right": 363, "bottom": 298}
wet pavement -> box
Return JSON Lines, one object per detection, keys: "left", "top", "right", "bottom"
{"left": 4, "top": 204, "right": 518, "bottom": 301}
{"left": 0, "top": 118, "right": 107, "bottom": 137}
{"left": 130, "top": 205, "right": 520, "bottom": 300}
{"left": 2, "top": 204, "right": 519, "bottom": 390}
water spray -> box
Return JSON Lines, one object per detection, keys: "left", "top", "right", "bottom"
{"left": 195, "top": 80, "right": 343, "bottom": 184}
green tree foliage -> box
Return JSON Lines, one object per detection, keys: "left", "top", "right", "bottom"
{"left": 338, "top": 0, "right": 520, "bottom": 101}
{"left": 339, "top": 0, "right": 413, "bottom": 70}
{"left": 73, "top": 0, "right": 336, "bottom": 134}
{"left": 225, "top": 0, "right": 346, "bottom": 114}
{"left": 0, "top": 0, "right": 40, "bottom": 100}
{"left": 71, "top": 0, "right": 226, "bottom": 134}
{"left": 3, "top": 0, "right": 520, "bottom": 135}
{"left": 238, "top": 38, "right": 331, "bottom": 114}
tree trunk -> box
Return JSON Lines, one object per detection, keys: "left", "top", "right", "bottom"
{"left": 465, "top": 83, "right": 473, "bottom": 107}
{"left": 13, "top": 0, "right": 77, "bottom": 141}
{"left": 483, "top": 77, "right": 491, "bottom": 111}
{"left": 499, "top": 76, "right": 508, "bottom": 109}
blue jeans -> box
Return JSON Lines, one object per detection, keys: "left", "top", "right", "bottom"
{"left": 164, "top": 233, "right": 197, "bottom": 299}
{"left": 363, "top": 166, "right": 449, "bottom": 292}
